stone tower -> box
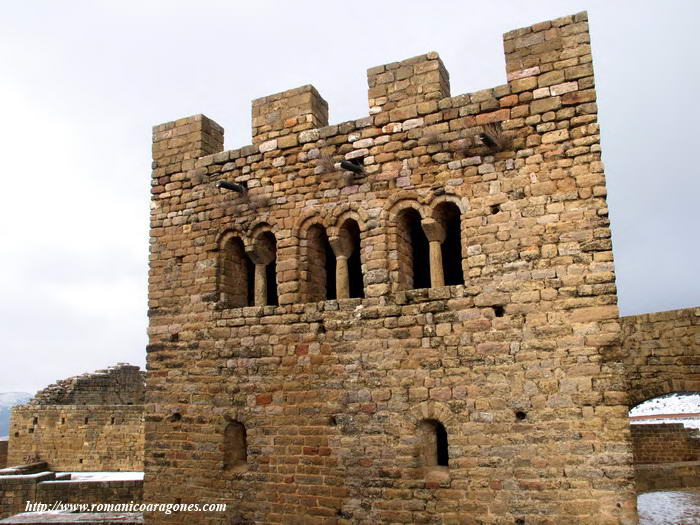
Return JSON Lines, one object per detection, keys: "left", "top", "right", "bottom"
{"left": 145, "top": 11, "right": 638, "bottom": 524}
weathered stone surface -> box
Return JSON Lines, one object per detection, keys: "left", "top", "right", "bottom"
{"left": 139, "top": 11, "right": 676, "bottom": 525}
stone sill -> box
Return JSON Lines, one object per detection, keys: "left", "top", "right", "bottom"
{"left": 213, "top": 284, "right": 474, "bottom": 319}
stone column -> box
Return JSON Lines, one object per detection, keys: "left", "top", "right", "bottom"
{"left": 329, "top": 229, "right": 354, "bottom": 300}
{"left": 421, "top": 219, "right": 446, "bottom": 288}
{"left": 247, "top": 237, "right": 276, "bottom": 307}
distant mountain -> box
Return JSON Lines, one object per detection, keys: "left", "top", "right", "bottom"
{"left": 0, "top": 392, "right": 32, "bottom": 439}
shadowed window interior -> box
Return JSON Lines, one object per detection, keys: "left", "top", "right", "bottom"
{"left": 220, "top": 236, "right": 254, "bottom": 307}
{"left": 223, "top": 420, "right": 247, "bottom": 471}
{"left": 434, "top": 202, "right": 464, "bottom": 286}
{"left": 397, "top": 208, "right": 430, "bottom": 290}
{"left": 418, "top": 419, "right": 449, "bottom": 467}
{"left": 306, "top": 224, "right": 336, "bottom": 301}
{"left": 258, "top": 231, "right": 279, "bottom": 306}
{"left": 339, "top": 219, "right": 364, "bottom": 299}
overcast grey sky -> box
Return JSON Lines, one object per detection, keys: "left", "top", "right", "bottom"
{"left": 1, "top": 1, "right": 698, "bottom": 394}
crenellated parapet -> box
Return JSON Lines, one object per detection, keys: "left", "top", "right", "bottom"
{"left": 144, "top": 12, "right": 641, "bottom": 525}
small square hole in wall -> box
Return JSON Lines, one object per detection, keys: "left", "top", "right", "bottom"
{"left": 32, "top": 417, "right": 38, "bottom": 425}
{"left": 28, "top": 428, "right": 33, "bottom": 434}
{"left": 79, "top": 459, "right": 83, "bottom": 464}
{"left": 61, "top": 418, "right": 65, "bottom": 425}
{"left": 494, "top": 305, "right": 505, "bottom": 317}
{"left": 84, "top": 417, "right": 89, "bottom": 424}
{"left": 111, "top": 417, "right": 116, "bottom": 425}
{"left": 490, "top": 204, "right": 500, "bottom": 215}
{"left": 14, "top": 432, "right": 19, "bottom": 438}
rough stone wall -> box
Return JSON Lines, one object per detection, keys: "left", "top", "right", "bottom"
{"left": 30, "top": 364, "right": 145, "bottom": 406}
{"left": 36, "top": 479, "right": 143, "bottom": 507}
{"left": 621, "top": 307, "right": 700, "bottom": 407}
{"left": 635, "top": 461, "right": 700, "bottom": 492}
{"left": 8, "top": 406, "right": 144, "bottom": 471}
{"left": 630, "top": 423, "right": 700, "bottom": 464}
{"left": 0, "top": 472, "right": 52, "bottom": 520}
{"left": 0, "top": 441, "right": 7, "bottom": 470}
{"left": 145, "top": 12, "right": 638, "bottom": 524}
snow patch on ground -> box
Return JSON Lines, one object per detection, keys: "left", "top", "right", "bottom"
{"left": 638, "top": 489, "right": 700, "bottom": 524}
{"left": 631, "top": 393, "right": 700, "bottom": 417}
{"left": 62, "top": 471, "right": 144, "bottom": 481}
{"left": 633, "top": 417, "right": 700, "bottom": 431}
{"left": 630, "top": 393, "right": 700, "bottom": 431}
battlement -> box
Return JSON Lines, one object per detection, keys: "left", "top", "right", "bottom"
{"left": 144, "top": 12, "right": 642, "bottom": 524}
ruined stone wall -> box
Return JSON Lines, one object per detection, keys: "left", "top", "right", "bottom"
{"left": 145, "top": 12, "right": 638, "bottom": 524}
{"left": 30, "top": 364, "right": 145, "bottom": 406}
{"left": 0, "top": 474, "right": 47, "bottom": 519}
{"left": 36, "top": 478, "right": 143, "bottom": 507}
{"left": 630, "top": 423, "right": 700, "bottom": 464}
{"left": 621, "top": 307, "right": 700, "bottom": 407}
{"left": 8, "top": 405, "right": 144, "bottom": 471}
{"left": 0, "top": 441, "right": 7, "bottom": 469}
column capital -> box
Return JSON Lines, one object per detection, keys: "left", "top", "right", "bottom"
{"left": 421, "top": 219, "right": 446, "bottom": 244}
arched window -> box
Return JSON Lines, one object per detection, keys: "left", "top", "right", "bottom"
{"left": 220, "top": 236, "right": 254, "bottom": 307}
{"left": 260, "top": 232, "right": 278, "bottom": 306}
{"left": 306, "top": 224, "right": 336, "bottom": 301}
{"left": 397, "top": 208, "right": 430, "bottom": 290}
{"left": 433, "top": 202, "right": 464, "bottom": 286}
{"left": 338, "top": 219, "right": 364, "bottom": 299}
{"left": 223, "top": 421, "right": 247, "bottom": 471}
{"left": 418, "top": 419, "right": 449, "bottom": 468}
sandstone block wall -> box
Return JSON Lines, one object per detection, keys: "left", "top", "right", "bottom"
{"left": 36, "top": 479, "right": 143, "bottom": 506}
{"left": 630, "top": 423, "right": 700, "bottom": 464}
{"left": 0, "top": 441, "right": 7, "bottom": 470}
{"left": 0, "top": 472, "right": 53, "bottom": 520}
{"left": 145, "top": 11, "right": 639, "bottom": 524}
{"left": 30, "top": 364, "right": 145, "bottom": 406}
{"left": 8, "top": 406, "right": 144, "bottom": 471}
{"left": 635, "top": 461, "right": 700, "bottom": 492}
{"left": 621, "top": 307, "right": 700, "bottom": 407}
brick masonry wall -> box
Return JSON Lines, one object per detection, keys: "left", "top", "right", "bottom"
{"left": 8, "top": 406, "right": 144, "bottom": 471}
{"left": 145, "top": 11, "right": 639, "bottom": 524}
{"left": 36, "top": 479, "right": 143, "bottom": 506}
{"left": 0, "top": 441, "right": 7, "bottom": 469}
{"left": 631, "top": 423, "right": 700, "bottom": 464}
{"left": 621, "top": 307, "right": 700, "bottom": 407}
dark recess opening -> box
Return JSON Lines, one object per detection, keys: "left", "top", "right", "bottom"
{"left": 436, "top": 203, "right": 464, "bottom": 286}
{"left": 408, "top": 211, "right": 430, "bottom": 289}
{"left": 490, "top": 204, "right": 500, "bottom": 215}
{"left": 265, "top": 260, "right": 278, "bottom": 306}
{"left": 343, "top": 220, "right": 365, "bottom": 298}
{"left": 169, "top": 413, "right": 181, "bottom": 423}
{"left": 515, "top": 411, "right": 527, "bottom": 421}
{"left": 246, "top": 257, "right": 255, "bottom": 306}
{"left": 258, "top": 231, "right": 278, "bottom": 306}
{"left": 435, "top": 422, "right": 449, "bottom": 466}
{"left": 494, "top": 305, "right": 505, "bottom": 317}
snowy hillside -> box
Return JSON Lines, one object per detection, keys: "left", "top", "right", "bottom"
{"left": 630, "top": 392, "right": 700, "bottom": 431}
{"left": 0, "top": 392, "right": 32, "bottom": 439}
